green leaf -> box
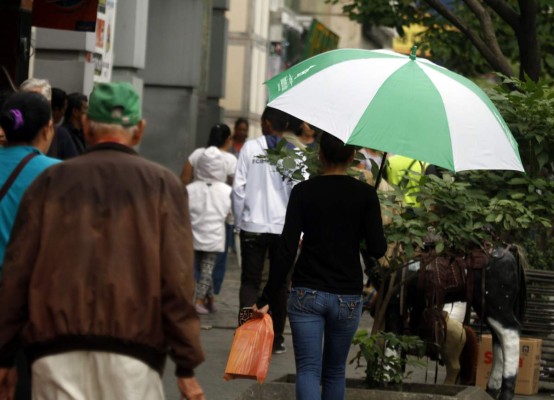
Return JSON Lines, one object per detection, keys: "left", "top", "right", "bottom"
{"left": 283, "top": 156, "right": 296, "bottom": 171}
{"left": 508, "top": 178, "right": 527, "bottom": 185}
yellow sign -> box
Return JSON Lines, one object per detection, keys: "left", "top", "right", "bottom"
{"left": 393, "top": 24, "right": 426, "bottom": 55}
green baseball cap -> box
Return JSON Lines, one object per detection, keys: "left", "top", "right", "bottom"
{"left": 87, "top": 82, "right": 141, "bottom": 127}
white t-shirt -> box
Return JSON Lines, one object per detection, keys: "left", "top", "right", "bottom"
{"left": 188, "top": 147, "right": 237, "bottom": 181}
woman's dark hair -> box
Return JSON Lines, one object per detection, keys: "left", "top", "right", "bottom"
{"left": 0, "top": 91, "right": 51, "bottom": 143}
{"left": 51, "top": 87, "right": 67, "bottom": 111}
{"left": 0, "top": 90, "right": 13, "bottom": 110}
{"left": 234, "top": 117, "right": 249, "bottom": 129}
{"left": 206, "top": 123, "right": 231, "bottom": 147}
{"left": 64, "top": 92, "right": 87, "bottom": 121}
{"left": 319, "top": 131, "right": 356, "bottom": 165}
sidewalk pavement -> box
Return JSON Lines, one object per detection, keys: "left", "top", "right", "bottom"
{"left": 161, "top": 252, "right": 554, "bottom": 400}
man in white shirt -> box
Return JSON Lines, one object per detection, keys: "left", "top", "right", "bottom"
{"left": 232, "top": 107, "right": 297, "bottom": 354}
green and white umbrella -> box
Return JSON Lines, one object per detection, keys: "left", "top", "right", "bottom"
{"left": 266, "top": 47, "right": 524, "bottom": 173}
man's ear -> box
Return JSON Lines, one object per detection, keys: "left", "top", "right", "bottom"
{"left": 130, "top": 119, "right": 146, "bottom": 146}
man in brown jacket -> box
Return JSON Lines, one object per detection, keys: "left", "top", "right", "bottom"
{"left": 0, "top": 82, "right": 205, "bottom": 400}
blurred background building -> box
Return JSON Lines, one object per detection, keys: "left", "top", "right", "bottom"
{"left": 0, "top": 0, "right": 395, "bottom": 172}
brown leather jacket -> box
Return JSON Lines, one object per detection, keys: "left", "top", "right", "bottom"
{"left": 0, "top": 143, "right": 204, "bottom": 377}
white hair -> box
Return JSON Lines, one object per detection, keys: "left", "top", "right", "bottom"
{"left": 20, "top": 78, "right": 52, "bottom": 102}
{"left": 88, "top": 120, "right": 139, "bottom": 137}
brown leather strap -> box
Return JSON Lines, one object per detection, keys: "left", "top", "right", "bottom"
{"left": 0, "top": 152, "right": 38, "bottom": 202}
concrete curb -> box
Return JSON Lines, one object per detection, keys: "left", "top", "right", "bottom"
{"left": 236, "top": 377, "right": 492, "bottom": 400}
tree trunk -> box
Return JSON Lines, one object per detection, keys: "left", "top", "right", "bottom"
{"left": 516, "top": 0, "right": 541, "bottom": 81}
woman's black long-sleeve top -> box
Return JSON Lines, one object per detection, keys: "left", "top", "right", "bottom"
{"left": 257, "top": 175, "right": 387, "bottom": 308}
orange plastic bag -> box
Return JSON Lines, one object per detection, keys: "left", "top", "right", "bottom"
{"left": 224, "top": 314, "right": 274, "bottom": 384}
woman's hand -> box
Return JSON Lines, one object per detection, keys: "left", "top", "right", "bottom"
{"left": 252, "top": 304, "right": 269, "bottom": 318}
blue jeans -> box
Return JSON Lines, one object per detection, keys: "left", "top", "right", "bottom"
{"left": 212, "top": 223, "right": 233, "bottom": 294}
{"left": 288, "top": 287, "right": 362, "bottom": 400}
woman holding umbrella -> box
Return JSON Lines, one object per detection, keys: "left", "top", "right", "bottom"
{"left": 253, "top": 132, "right": 387, "bottom": 400}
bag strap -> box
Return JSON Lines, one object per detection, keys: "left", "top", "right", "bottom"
{"left": 0, "top": 152, "right": 38, "bottom": 202}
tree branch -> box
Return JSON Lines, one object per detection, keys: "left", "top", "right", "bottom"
{"left": 423, "top": 0, "right": 514, "bottom": 77}
{"left": 462, "top": 0, "right": 506, "bottom": 59}
{"left": 482, "top": 0, "right": 520, "bottom": 30}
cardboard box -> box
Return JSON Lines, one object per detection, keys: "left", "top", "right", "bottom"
{"left": 476, "top": 334, "right": 541, "bottom": 395}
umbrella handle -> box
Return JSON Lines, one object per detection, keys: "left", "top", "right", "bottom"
{"left": 375, "top": 152, "right": 388, "bottom": 189}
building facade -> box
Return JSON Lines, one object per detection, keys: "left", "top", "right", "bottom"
{"left": 30, "top": 0, "right": 229, "bottom": 173}
{"left": 6, "top": 0, "right": 395, "bottom": 170}
{"left": 221, "top": 0, "right": 395, "bottom": 138}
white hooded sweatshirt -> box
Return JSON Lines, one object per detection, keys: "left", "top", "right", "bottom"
{"left": 232, "top": 136, "right": 295, "bottom": 234}
{"left": 187, "top": 147, "right": 232, "bottom": 252}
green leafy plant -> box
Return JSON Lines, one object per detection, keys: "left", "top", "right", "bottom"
{"left": 350, "top": 330, "right": 426, "bottom": 388}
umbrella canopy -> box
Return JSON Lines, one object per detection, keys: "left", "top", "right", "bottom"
{"left": 266, "top": 48, "right": 524, "bottom": 173}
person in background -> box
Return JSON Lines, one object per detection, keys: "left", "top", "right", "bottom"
{"left": 187, "top": 147, "right": 232, "bottom": 314}
{"left": 19, "top": 78, "right": 51, "bottom": 101}
{"left": 181, "top": 124, "right": 236, "bottom": 186}
{"left": 359, "top": 148, "right": 383, "bottom": 172}
{"left": 282, "top": 115, "right": 307, "bottom": 150}
{"left": 282, "top": 116, "right": 318, "bottom": 150}
{"left": 232, "top": 106, "right": 300, "bottom": 355}
{"left": 60, "top": 92, "right": 88, "bottom": 154}
{"left": 385, "top": 155, "right": 430, "bottom": 207}
{"left": 181, "top": 124, "right": 237, "bottom": 296}
{"left": 0, "top": 91, "right": 59, "bottom": 271}
{"left": 50, "top": 88, "right": 67, "bottom": 127}
{"left": 47, "top": 88, "right": 79, "bottom": 159}
{"left": 253, "top": 132, "right": 387, "bottom": 400}
{"left": 19, "top": 79, "right": 79, "bottom": 160}
{"left": 229, "top": 117, "right": 249, "bottom": 156}
{"left": 228, "top": 118, "right": 249, "bottom": 255}
{"left": 298, "top": 121, "right": 317, "bottom": 148}
{"left": 0, "top": 82, "right": 205, "bottom": 400}
{"left": 0, "top": 91, "right": 60, "bottom": 400}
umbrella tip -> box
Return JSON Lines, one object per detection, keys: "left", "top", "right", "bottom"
{"left": 410, "top": 46, "right": 418, "bottom": 61}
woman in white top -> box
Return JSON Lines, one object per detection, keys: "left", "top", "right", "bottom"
{"left": 181, "top": 124, "right": 237, "bottom": 185}
{"left": 181, "top": 123, "right": 237, "bottom": 308}
{"left": 187, "top": 147, "right": 232, "bottom": 314}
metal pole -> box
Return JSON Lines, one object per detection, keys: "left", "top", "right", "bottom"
{"left": 375, "top": 152, "right": 388, "bottom": 188}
